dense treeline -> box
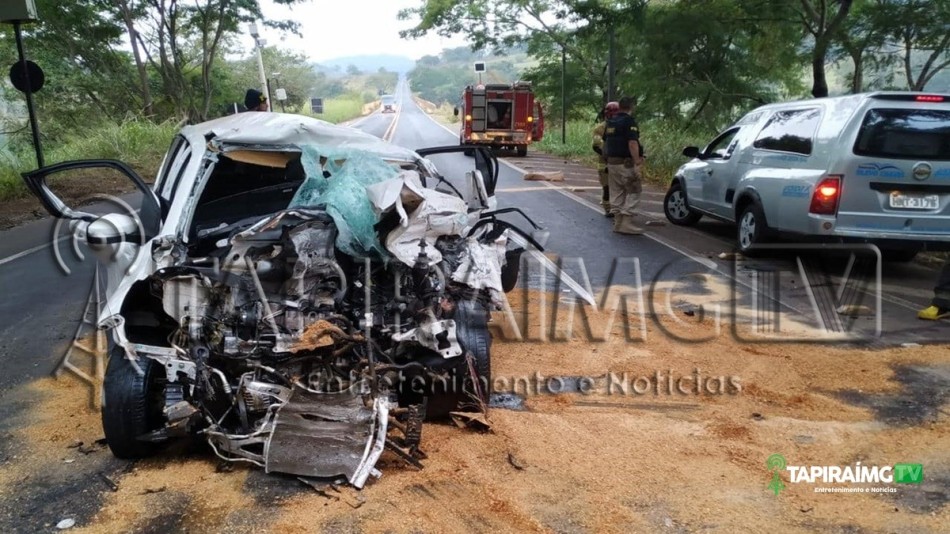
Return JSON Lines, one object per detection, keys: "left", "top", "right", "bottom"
{"left": 0, "top": 0, "right": 400, "bottom": 199}
{"left": 0, "top": 1, "right": 393, "bottom": 140}
{"left": 408, "top": 45, "right": 528, "bottom": 104}
{"left": 401, "top": 0, "right": 950, "bottom": 131}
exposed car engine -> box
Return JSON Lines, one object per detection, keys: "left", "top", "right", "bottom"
{"left": 126, "top": 210, "right": 498, "bottom": 486}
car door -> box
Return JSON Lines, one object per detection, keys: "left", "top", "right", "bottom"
{"left": 21, "top": 160, "right": 165, "bottom": 284}
{"left": 682, "top": 128, "right": 741, "bottom": 213}
{"left": 22, "top": 159, "right": 163, "bottom": 239}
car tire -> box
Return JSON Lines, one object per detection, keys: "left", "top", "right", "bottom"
{"left": 424, "top": 300, "right": 492, "bottom": 419}
{"left": 663, "top": 182, "right": 702, "bottom": 226}
{"left": 516, "top": 145, "right": 527, "bottom": 157}
{"left": 102, "top": 346, "right": 164, "bottom": 459}
{"left": 736, "top": 201, "right": 770, "bottom": 256}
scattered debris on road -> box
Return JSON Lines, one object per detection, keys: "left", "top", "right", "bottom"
{"left": 98, "top": 472, "right": 119, "bottom": 492}
{"left": 507, "top": 451, "right": 527, "bottom": 470}
{"left": 523, "top": 171, "right": 564, "bottom": 182}
{"left": 55, "top": 519, "right": 75, "bottom": 530}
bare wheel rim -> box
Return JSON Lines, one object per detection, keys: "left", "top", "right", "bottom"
{"left": 667, "top": 190, "right": 690, "bottom": 220}
{"left": 739, "top": 211, "right": 756, "bottom": 249}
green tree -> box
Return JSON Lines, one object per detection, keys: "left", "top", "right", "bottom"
{"left": 229, "top": 46, "right": 319, "bottom": 110}
{"left": 0, "top": 0, "right": 141, "bottom": 143}
{"left": 882, "top": 0, "right": 950, "bottom": 90}
{"left": 798, "top": 0, "right": 855, "bottom": 97}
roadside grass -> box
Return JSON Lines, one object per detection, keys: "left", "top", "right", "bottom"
{"left": 535, "top": 119, "right": 714, "bottom": 187}
{"left": 0, "top": 119, "right": 177, "bottom": 202}
{"left": 299, "top": 92, "right": 380, "bottom": 124}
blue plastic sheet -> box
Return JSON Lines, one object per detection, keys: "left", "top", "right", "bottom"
{"left": 289, "top": 145, "right": 400, "bottom": 257}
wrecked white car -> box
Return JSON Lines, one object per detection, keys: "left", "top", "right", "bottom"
{"left": 22, "top": 113, "right": 544, "bottom": 487}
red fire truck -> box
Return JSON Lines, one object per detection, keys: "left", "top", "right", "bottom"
{"left": 454, "top": 82, "right": 544, "bottom": 157}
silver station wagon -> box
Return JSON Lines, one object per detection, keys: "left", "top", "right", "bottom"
{"left": 663, "top": 92, "right": 950, "bottom": 260}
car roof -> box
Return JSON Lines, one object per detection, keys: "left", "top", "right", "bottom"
{"left": 179, "top": 112, "right": 421, "bottom": 162}
{"left": 751, "top": 91, "right": 950, "bottom": 113}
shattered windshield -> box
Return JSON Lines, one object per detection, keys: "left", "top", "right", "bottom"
{"left": 288, "top": 145, "right": 403, "bottom": 257}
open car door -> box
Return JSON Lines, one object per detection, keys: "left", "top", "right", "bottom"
{"left": 21, "top": 159, "right": 163, "bottom": 243}
{"left": 416, "top": 144, "right": 499, "bottom": 200}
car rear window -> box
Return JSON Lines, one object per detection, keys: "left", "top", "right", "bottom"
{"left": 853, "top": 108, "right": 950, "bottom": 160}
{"left": 753, "top": 108, "right": 821, "bottom": 155}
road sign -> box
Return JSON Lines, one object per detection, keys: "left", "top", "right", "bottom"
{"left": 310, "top": 97, "right": 323, "bottom": 114}
{"left": 9, "top": 59, "right": 43, "bottom": 93}
{"left": 275, "top": 88, "right": 287, "bottom": 101}
{"left": 474, "top": 61, "right": 486, "bottom": 73}
{"left": 0, "top": 0, "right": 38, "bottom": 23}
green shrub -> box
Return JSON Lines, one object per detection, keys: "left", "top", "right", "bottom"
{"left": 535, "top": 119, "right": 715, "bottom": 187}
{"left": 301, "top": 93, "right": 366, "bottom": 124}
{"left": 0, "top": 119, "right": 177, "bottom": 201}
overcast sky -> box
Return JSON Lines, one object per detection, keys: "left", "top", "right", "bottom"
{"left": 249, "top": 0, "right": 469, "bottom": 62}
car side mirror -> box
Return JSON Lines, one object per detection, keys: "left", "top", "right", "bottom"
{"left": 453, "top": 107, "right": 459, "bottom": 117}
{"left": 682, "top": 146, "right": 701, "bottom": 159}
{"left": 86, "top": 213, "right": 144, "bottom": 247}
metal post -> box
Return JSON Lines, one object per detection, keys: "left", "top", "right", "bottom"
{"left": 274, "top": 76, "right": 286, "bottom": 112}
{"left": 13, "top": 21, "right": 43, "bottom": 168}
{"left": 561, "top": 47, "right": 566, "bottom": 144}
{"left": 254, "top": 39, "right": 270, "bottom": 108}
{"left": 607, "top": 25, "right": 616, "bottom": 103}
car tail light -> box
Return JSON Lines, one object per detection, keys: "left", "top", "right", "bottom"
{"left": 810, "top": 175, "right": 842, "bottom": 215}
{"left": 916, "top": 95, "right": 945, "bottom": 102}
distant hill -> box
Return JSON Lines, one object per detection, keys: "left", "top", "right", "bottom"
{"left": 317, "top": 55, "right": 416, "bottom": 75}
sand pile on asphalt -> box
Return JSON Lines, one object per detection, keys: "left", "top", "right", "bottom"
{"left": 1, "top": 288, "right": 946, "bottom": 532}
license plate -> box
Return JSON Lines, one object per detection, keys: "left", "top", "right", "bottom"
{"left": 889, "top": 192, "right": 939, "bottom": 209}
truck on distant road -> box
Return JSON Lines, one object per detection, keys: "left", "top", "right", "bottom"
{"left": 455, "top": 82, "right": 544, "bottom": 156}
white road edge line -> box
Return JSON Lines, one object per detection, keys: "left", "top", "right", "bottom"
{"left": 0, "top": 235, "right": 68, "bottom": 267}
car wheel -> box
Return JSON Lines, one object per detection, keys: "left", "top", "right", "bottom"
{"left": 663, "top": 182, "right": 702, "bottom": 226}
{"left": 424, "top": 300, "right": 491, "bottom": 419}
{"left": 516, "top": 145, "right": 527, "bottom": 157}
{"left": 102, "top": 346, "right": 165, "bottom": 459}
{"left": 737, "top": 202, "right": 769, "bottom": 256}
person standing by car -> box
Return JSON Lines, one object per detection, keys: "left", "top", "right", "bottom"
{"left": 603, "top": 96, "right": 644, "bottom": 235}
{"left": 918, "top": 258, "right": 950, "bottom": 320}
{"left": 244, "top": 89, "right": 268, "bottom": 112}
{"left": 592, "top": 102, "right": 620, "bottom": 217}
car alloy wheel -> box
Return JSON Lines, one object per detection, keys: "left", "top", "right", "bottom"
{"left": 663, "top": 183, "right": 701, "bottom": 226}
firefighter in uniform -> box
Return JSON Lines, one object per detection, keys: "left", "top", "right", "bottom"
{"left": 603, "top": 96, "right": 644, "bottom": 235}
{"left": 592, "top": 102, "right": 620, "bottom": 217}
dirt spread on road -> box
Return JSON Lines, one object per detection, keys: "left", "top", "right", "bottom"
{"left": 0, "top": 288, "right": 947, "bottom": 533}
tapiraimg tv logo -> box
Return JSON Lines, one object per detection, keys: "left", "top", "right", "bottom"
{"left": 766, "top": 454, "right": 923, "bottom": 495}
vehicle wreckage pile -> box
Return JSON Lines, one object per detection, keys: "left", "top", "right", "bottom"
{"left": 71, "top": 123, "right": 544, "bottom": 488}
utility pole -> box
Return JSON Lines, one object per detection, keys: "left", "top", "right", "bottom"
{"left": 561, "top": 47, "right": 566, "bottom": 144}
{"left": 248, "top": 23, "right": 270, "bottom": 108}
